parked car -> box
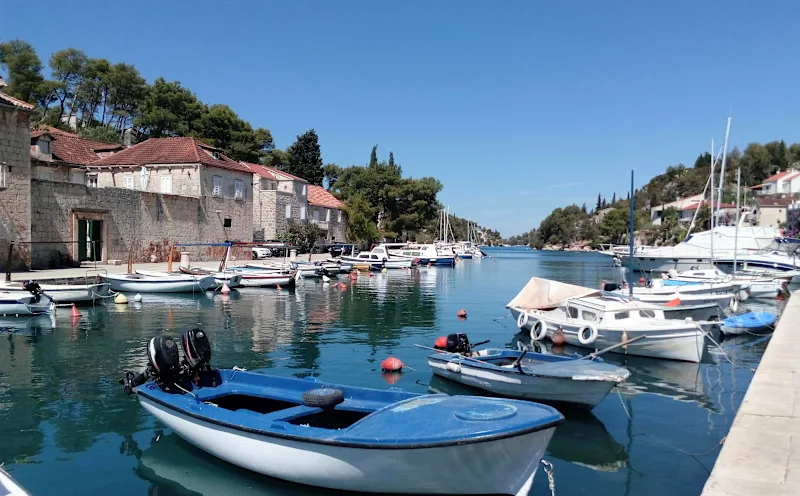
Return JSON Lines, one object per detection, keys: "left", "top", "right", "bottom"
{"left": 251, "top": 241, "right": 292, "bottom": 259}
{"left": 326, "top": 244, "right": 356, "bottom": 257}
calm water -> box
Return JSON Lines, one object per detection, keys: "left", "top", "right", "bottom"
{"left": 0, "top": 249, "right": 780, "bottom": 496}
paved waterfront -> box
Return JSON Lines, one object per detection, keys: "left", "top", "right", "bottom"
{"left": 5, "top": 253, "right": 333, "bottom": 281}
{"left": 702, "top": 292, "right": 800, "bottom": 496}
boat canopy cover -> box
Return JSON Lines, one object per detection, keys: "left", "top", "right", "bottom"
{"left": 506, "top": 277, "right": 600, "bottom": 310}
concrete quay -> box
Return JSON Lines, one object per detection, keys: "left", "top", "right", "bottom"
{"left": 701, "top": 292, "right": 800, "bottom": 496}
{"left": 3, "top": 253, "right": 333, "bottom": 283}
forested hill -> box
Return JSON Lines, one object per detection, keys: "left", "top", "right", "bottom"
{"left": 523, "top": 140, "right": 800, "bottom": 249}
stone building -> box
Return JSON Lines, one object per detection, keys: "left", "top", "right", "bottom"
{"left": 242, "top": 162, "right": 309, "bottom": 241}
{"left": 30, "top": 126, "right": 123, "bottom": 184}
{"left": 0, "top": 80, "right": 34, "bottom": 268}
{"left": 752, "top": 197, "right": 794, "bottom": 228}
{"left": 307, "top": 185, "right": 346, "bottom": 244}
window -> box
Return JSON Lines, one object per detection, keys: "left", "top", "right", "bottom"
{"left": 86, "top": 175, "right": 97, "bottom": 188}
{"left": 337, "top": 210, "right": 342, "bottom": 222}
{"left": 301, "top": 185, "right": 307, "bottom": 196}
{"left": 325, "top": 209, "right": 331, "bottom": 222}
{"left": 567, "top": 307, "right": 579, "bottom": 319}
{"left": 639, "top": 310, "right": 656, "bottom": 318}
{"left": 234, "top": 179, "right": 244, "bottom": 200}
{"left": 224, "top": 218, "right": 232, "bottom": 227}
{"left": 122, "top": 175, "right": 133, "bottom": 189}
{"left": 371, "top": 255, "right": 379, "bottom": 260}
{"left": 212, "top": 175, "right": 222, "bottom": 197}
{"left": 212, "top": 151, "right": 221, "bottom": 160}
{"left": 38, "top": 139, "right": 51, "bottom": 154}
{"left": 313, "top": 209, "right": 320, "bottom": 221}
{"left": 0, "top": 163, "right": 7, "bottom": 189}
{"left": 581, "top": 310, "right": 597, "bottom": 321}
{"left": 160, "top": 176, "right": 172, "bottom": 194}
{"left": 300, "top": 207, "right": 307, "bottom": 220}
{"left": 261, "top": 179, "right": 276, "bottom": 190}
{"left": 285, "top": 204, "right": 291, "bottom": 219}
{"left": 614, "top": 311, "right": 630, "bottom": 320}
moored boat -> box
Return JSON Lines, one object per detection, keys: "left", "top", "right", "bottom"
{"left": 507, "top": 278, "right": 707, "bottom": 362}
{"left": 720, "top": 311, "right": 776, "bottom": 336}
{"left": 105, "top": 272, "right": 215, "bottom": 293}
{"left": 384, "top": 243, "right": 456, "bottom": 266}
{"left": 245, "top": 262, "right": 321, "bottom": 278}
{"left": 661, "top": 268, "right": 786, "bottom": 299}
{"left": 122, "top": 331, "right": 563, "bottom": 495}
{"left": 0, "top": 280, "right": 110, "bottom": 303}
{"left": 177, "top": 267, "right": 243, "bottom": 289}
{"left": 0, "top": 290, "right": 53, "bottom": 316}
{"left": 341, "top": 245, "right": 415, "bottom": 269}
{"left": 425, "top": 333, "right": 629, "bottom": 409}
{"left": 233, "top": 269, "right": 296, "bottom": 287}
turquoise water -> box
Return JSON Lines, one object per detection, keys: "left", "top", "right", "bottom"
{"left": 0, "top": 248, "right": 778, "bottom": 495}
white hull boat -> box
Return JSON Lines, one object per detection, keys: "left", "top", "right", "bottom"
{"left": 622, "top": 291, "right": 734, "bottom": 309}
{"left": 177, "top": 268, "right": 243, "bottom": 289}
{"left": 0, "top": 291, "right": 53, "bottom": 316}
{"left": 246, "top": 263, "right": 321, "bottom": 278}
{"left": 660, "top": 268, "right": 786, "bottom": 299}
{"left": 0, "top": 281, "right": 111, "bottom": 303}
{"left": 235, "top": 270, "right": 296, "bottom": 287}
{"left": 0, "top": 466, "right": 28, "bottom": 496}
{"left": 507, "top": 278, "right": 707, "bottom": 362}
{"left": 105, "top": 272, "right": 215, "bottom": 293}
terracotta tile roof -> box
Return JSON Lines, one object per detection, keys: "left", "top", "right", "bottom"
{"left": 272, "top": 168, "right": 308, "bottom": 183}
{"left": 783, "top": 172, "right": 800, "bottom": 182}
{"left": 763, "top": 170, "right": 796, "bottom": 183}
{"left": 90, "top": 137, "right": 250, "bottom": 173}
{"left": 240, "top": 162, "right": 277, "bottom": 180}
{"left": 308, "top": 185, "right": 344, "bottom": 209}
{"left": 755, "top": 197, "right": 794, "bottom": 207}
{"left": 679, "top": 201, "right": 736, "bottom": 211}
{"left": 30, "top": 128, "right": 124, "bottom": 166}
{"left": 0, "top": 91, "right": 34, "bottom": 110}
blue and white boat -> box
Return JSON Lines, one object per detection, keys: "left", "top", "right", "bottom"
{"left": 385, "top": 243, "right": 456, "bottom": 266}
{"left": 720, "top": 311, "right": 776, "bottom": 336}
{"left": 428, "top": 345, "right": 629, "bottom": 410}
{"left": 0, "top": 291, "right": 53, "bottom": 316}
{"left": 131, "top": 367, "right": 562, "bottom": 495}
{"left": 341, "top": 245, "right": 414, "bottom": 269}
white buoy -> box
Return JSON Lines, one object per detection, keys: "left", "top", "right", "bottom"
{"left": 134, "top": 293, "right": 143, "bottom": 302}
{"left": 322, "top": 275, "right": 331, "bottom": 283}
{"left": 114, "top": 293, "right": 129, "bottom": 304}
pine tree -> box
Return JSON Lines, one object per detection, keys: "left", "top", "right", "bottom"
{"left": 581, "top": 202, "right": 587, "bottom": 214}
{"left": 369, "top": 145, "right": 378, "bottom": 167}
{"left": 284, "top": 129, "right": 324, "bottom": 185}
{"left": 388, "top": 151, "right": 395, "bottom": 167}
{"left": 596, "top": 193, "right": 602, "bottom": 211}
{"left": 626, "top": 191, "right": 630, "bottom": 201}
{"left": 611, "top": 192, "right": 616, "bottom": 204}
{"left": 602, "top": 197, "right": 607, "bottom": 208}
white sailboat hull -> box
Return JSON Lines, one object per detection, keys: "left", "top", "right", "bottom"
{"left": 106, "top": 273, "right": 215, "bottom": 293}
{"left": 140, "top": 396, "right": 551, "bottom": 495}
{"left": 0, "top": 282, "right": 110, "bottom": 303}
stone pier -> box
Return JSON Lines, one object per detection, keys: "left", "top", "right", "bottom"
{"left": 701, "top": 292, "right": 800, "bottom": 496}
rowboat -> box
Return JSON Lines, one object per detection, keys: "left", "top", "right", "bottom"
{"left": 233, "top": 269, "right": 296, "bottom": 287}
{"left": 104, "top": 273, "right": 215, "bottom": 293}
{"left": 0, "top": 291, "right": 53, "bottom": 316}
{"left": 176, "top": 267, "right": 243, "bottom": 289}
{"left": 623, "top": 291, "right": 734, "bottom": 310}
{"left": 508, "top": 278, "right": 707, "bottom": 362}
{"left": 245, "top": 263, "right": 321, "bottom": 278}
{"left": 341, "top": 245, "right": 415, "bottom": 269}
{"left": 720, "top": 311, "right": 776, "bottom": 336}
{"left": 426, "top": 335, "right": 629, "bottom": 409}
{"left": 123, "top": 332, "right": 563, "bottom": 495}
{"left": 384, "top": 243, "right": 456, "bottom": 266}
{"left": 0, "top": 280, "right": 111, "bottom": 303}
{"left": 0, "top": 466, "right": 28, "bottom": 496}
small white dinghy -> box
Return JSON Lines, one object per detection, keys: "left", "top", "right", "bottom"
{"left": 0, "top": 290, "right": 53, "bottom": 316}
{"left": 0, "top": 280, "right": 111, "bottom": 303}
{"left": 104, "top": 272, "right": 215, "bottom": 293}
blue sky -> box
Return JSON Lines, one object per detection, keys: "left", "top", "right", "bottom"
{"left": 3, "top": 1, "right": 799, "bottom": 236}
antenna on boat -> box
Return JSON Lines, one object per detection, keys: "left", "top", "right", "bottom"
{"left": 628, "top": 170, "right": 634, "bottom": 298}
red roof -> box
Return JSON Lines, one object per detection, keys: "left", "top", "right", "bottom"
{"left": 307, "top": 185, "right": 344, "bottom": 209}
{"left": 0, "top": 91, "right": 34, "bottom": 110}
{"left": 240, "top": 162, "right": 277, "bottom": 180}
{"left": 763, "top": 170, "right": 795, "bottom": 183}
{"left": 679, "top": 201, "right": 736, "bottom": 211}
{"left": 30, "top": 127, "right": 123, "bottom": 166}
{"left": 755, "top": 197, "right": 794, "bottom": 207}
{"left": 90, "top": 137, "right": 249, "bottom": 173}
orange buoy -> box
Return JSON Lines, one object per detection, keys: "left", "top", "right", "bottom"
{"left": 434, "top": 336, "right": 447, "bottom": 349}
{"left": 551, "top": 327, "right": 566, "bottom": 345}
{"left": 457, "top": 309, "right": 467, "bottom": 319}
{"left": 70, "top": 303, "right": 81, "bottom": 318}
{"left": 221, "top": 282, "right": 231, "bottom": 294}
{"left": 221, "top": 293, "right": 230, "bottom": 304}
{"left": 381, "top": 357, "right": 404, "bottom": 371}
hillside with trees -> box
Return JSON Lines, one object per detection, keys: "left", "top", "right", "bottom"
{"left": 520, "top": 141, "right": 800, "bottom": 249}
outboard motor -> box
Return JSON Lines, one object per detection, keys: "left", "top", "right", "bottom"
{"left": 120, "top": 335, "right": 181, "bottom": 394}
{"left": 445, "top": 333, "right": 471, "bottom": 355}
{"left": 181, "top": 328, "right": 218, "bottom": 387}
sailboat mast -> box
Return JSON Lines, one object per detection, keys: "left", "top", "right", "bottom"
{"left": 734, "top": 164, "right": 741, "bottom": 275}
{"left": 628, "top": 170, "right": 635, "bottom": 298}
{"left": 716, "top": 116, "right": 732, "bottom": 219}
{"left": 710, "top": 139, "right": 715, "bottom": 262}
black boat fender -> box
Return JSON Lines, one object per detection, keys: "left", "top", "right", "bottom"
{"left": 302, "top": 388, "right": 345, "bottom": 408}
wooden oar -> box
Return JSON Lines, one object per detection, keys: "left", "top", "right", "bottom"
{"left": 580, "top": 335, "right": 647, "bottom": 360}
{"left": 511, "top": 348, "right": 528, "bottom": 375}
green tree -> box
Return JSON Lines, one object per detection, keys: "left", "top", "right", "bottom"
{"left": 741, "top": 143, "right": 773, "bottom": 185}
{"left": 102, "top": 62, "right": 147, "bottom": 130}
{"left": 596, "top": 193, "right": 602, "bottom": 211}
{"left": 693, "top": 152, "right": 712, "bottom": 168}
{"left": 280, "top": 223, "right": 325, "bottom": 252}
{"left": 198, "top": 104, "right": 274, "bottom": 162}
{"left": 611, "top": 192, "right": 616, "bottom": 204}
{"left": 581, "top": 202, "right": 587, "bottom": 214}
{"left": 388, "top": 151, "right": 395, "bottom": 167}
{"left": 78, "top": 125, "right": 122, "bottom": 144}
{"left": 601, "top": 197, "right": 607, "bottom": 208}
{"left": 134, "top": 78, "right": 205, "bottom": 137}
{"left": 283, "top": 129, "right": 324, "bottom": 185}
{"left": 48, "top": 48, "right": 89, "bottom": 123}
{"left": 345, "top": 194, "right": 380, "bottom": 244}
{"left": 0, "top": 40, "right": 46, "bottom": 103}
{"left": 263, "top": 148, "right": 289, "bottom": 167}
{"left": 369, "top": 145, "right": 378, "bottom": 167}
{"left": 323, "top": 163, "right": 342, "bottom": 190}
{"left": 599, "top": 207, "right": 629, "bottom": 244}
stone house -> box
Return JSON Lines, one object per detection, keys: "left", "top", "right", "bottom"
{"left": 307, "top": 185, "right": 346, "bottom": 244}
{"left": 752, "top": 197, "right": 795, "bottom": 228}
{"left": 241, "top": 162, "right": 309, "bottom": 241}
{"left": 0, "top": 79, "right": 35, "bottom": 268}
{"left": 30, "top": 126, "right": 123, "bottom": 184}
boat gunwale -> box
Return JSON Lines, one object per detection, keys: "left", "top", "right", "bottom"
{"left": 136, "top": 387, "right": 564, "bottom": 450}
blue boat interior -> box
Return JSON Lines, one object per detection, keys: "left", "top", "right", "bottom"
{"left": 722, "top": 311, "right": 777, "bottom": 329}
{"left": 138, "top": 369, "right": 564, "bottom": 446}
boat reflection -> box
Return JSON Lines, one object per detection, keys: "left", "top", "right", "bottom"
{"left": 427, "top": 375, "right": 628, "bottom": 472}
{"left": 133, "top": 432, "right": 341, "bottom": 496}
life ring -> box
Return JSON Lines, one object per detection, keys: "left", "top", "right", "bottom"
{"left": 578, "top": 324, "right": 598, "bottom": 346}
{"left": 530, "top": 319, "right": 548, "bottom": 341}
{"left": 516, "top": 311, "right": 529, "bottom": 329}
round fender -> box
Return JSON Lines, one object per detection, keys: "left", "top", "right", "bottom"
{"left": 729, "top": 298, "right": 739, "bottom": 313}
{"left": 530, "top": 319, "right": 548, "bottom": 341}
{"left": 578, "top": 324, "right": 599, "bottom": 346}
{"left": 301, "top": 388, "right": 344, "bottom": 408}
{"left": 445, "top": 361, "right": 462, "bottom": 373}
{"left": 516, "top": 311, "right": 529, "bottom": 329}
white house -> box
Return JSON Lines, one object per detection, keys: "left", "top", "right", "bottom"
{"left": 650, "top": 194, "right": 704, "bottom": 225}
{"left": 750, "top": 169, "right": 800, "bottom": 196}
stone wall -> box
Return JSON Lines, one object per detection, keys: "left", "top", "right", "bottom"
{"left": 30, "top": 180, "right": 253, "bottom": 268}
{"left": 253, "top": 188, "right": 306, "bottom": 241}
{"left": 0, "top": 106, "right": 32, "bottom": 269}
{"left": 310, "top": 206, "right": 347, "bottom": 243}
{"left": 96, "top": 164, "right": 201, "bottom": 197}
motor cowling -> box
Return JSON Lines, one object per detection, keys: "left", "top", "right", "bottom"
{"left": 445, "top": 333, "right": 470, "bottom": 354}
{"left": 148, "top": 335, "right": 181, "bottom": 375}
{"left": 182, "top": 328, "right": 211, "bottom": 370}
